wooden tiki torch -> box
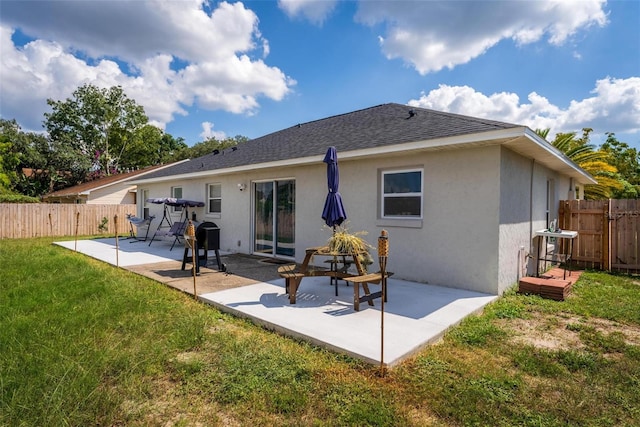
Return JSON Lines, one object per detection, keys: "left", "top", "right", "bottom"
{"left": 114, "top": 214, "right": 119, "bottom": 267}
{"left": 378, "top": 229, "right": 389, "bottom": 375}
{"left": 186, "top": 220, "right": 197, "bottom": 299}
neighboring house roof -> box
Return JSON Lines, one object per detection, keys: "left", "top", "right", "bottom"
{"left": 43, "top": 163, "right": 184, "bottom": 200}
{"left": 135, "top": 103, "right": 595, "bottom": 185}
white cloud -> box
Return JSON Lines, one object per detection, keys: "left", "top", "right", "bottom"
{"left": 199, "top": 121, "right": 227, "bottom": 140}
{"left": 0, "top": 1, "right": 294, "bottom": 132}
{"left": 355, "top": 0, "right": 608, "bottom": 74}
{"left": 278, "top": 0, "right": 338, "bottom": 25}
{"left": 408, "top": 77, "right": 640, "bottom": 137}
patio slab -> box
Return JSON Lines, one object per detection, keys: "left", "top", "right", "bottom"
{"left": 54, "top": 237, "right": 498, "bottom": 366}
{"left": 202, "top": 277, "right": 497, "bottom": 366}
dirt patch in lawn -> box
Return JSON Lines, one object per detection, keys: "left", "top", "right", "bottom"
{"left": 496, "top": 312, "right": 640, "bottom": 351}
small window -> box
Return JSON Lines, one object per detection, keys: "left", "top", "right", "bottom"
{"left": 381, "top": 169, "right": 423, "bottom": 218}
{"left": 171, "top": 186, "right": 183, "bottom": 212}
{"left": 207, "top": 183, "right": 222, "bottom": 215}
{"left": 142, "top": 189, "right": 150, "bottom": 218}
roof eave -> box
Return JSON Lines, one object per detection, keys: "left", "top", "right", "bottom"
{"left": 504, "top": 128, "right": 596, "bottom": 185}
{"left": 131, "top": 157, "right": 318, "bottom": 185}
{"left": 132, "top": 127, "right": 596, "bottom": 185}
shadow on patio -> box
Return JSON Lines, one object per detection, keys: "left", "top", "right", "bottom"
{"left": 55, "top": 237, "right": 498, "bottom": 366}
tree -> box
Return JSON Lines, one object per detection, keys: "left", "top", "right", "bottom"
{"left": 0, "top": 118, "right": 78, "bottom": 196}
{"left": 119, "top": 124, "right": 163, "bottom": 171}
{"left": 600, "top": 132, "right": 640, "bottom": 198}
{"left": 156, "top": 132, "right": 188, "bottom": 165}
{"left": 44, "top": 84, "right": 148, "bottom": 176}
{"left": 12, "top": 132, "right": 59, "bottom": 196}
{"left": 170, "top": 135, "right": 249, "bottom": 161}
{"left": 0, "top": 119, "right": 22, "bottom": 190}
{"left": 538, "top": 128, "right": 623, "bottom": 199}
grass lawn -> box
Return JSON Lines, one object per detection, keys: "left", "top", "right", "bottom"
{"left": 1, "top": 238, "right": 639, "bottom": 426}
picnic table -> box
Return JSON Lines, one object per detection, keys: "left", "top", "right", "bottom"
{"left": 278, "top": 246, "right": 390, "bottom": 311}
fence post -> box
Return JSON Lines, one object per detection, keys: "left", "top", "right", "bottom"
{"left": 604, "top": 200, "right": 610, "bottom": 271}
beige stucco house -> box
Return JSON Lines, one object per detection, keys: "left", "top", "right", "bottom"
{"left": 132, "top": 103, "right": 595, "bottom": 295}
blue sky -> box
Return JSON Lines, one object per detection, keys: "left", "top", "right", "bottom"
{"left": 1, "top": 0, "right": 638, "bottom": 149}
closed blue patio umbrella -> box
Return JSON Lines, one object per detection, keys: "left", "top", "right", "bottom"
{"left": 321, "top": 146, "right": 347, "bottom": 228}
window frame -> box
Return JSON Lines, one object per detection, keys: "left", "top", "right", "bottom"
{"left": 171, "top": 186, "right": 183, "bottom": 212}
{"left": 380, "top": 168, "right": 424, "bottom": 220}
{"left": 206, "top": 183, "right": 222, "bottom": 218}
{"left": 141, "top": 189, "right": 150, "bottom": 218}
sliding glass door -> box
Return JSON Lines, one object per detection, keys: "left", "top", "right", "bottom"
{"left": 254, "top": 180, "right": 295, "bottom": 257}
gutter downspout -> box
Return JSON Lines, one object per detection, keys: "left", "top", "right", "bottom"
{"left": 528, "top": 159, "right": 535, "bottom": 275}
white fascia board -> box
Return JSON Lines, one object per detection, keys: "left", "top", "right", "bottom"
{"left": 521, "top": 128, "right": 596, "bottom": 184}
{"left": 89, "top": 162, "right": 188, "bottom": 189}
{"left": 83, "top": 180, "right": 135, "bottom": 193}
{"left": 131, "top": 157, "right": 317, "bottom": 184}
{"left": 126, "top": 159, "right": 191, "bottom": 185}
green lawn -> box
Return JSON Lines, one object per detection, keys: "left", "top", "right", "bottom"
{"left": 1, "top": 238, "right": 639, "bottom": 426}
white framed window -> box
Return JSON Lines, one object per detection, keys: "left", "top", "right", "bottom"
{"left": 141, "top": 189, "right": 150, "bottom": 218}
{"left": 381, "top": 168, "right": 423, "bottom": 218}
{"left": 546, "top": 179, "right": 556, "bottom": 228}
{"left": 171, "top": 186, "right": 183, "bottom": 212}
{"left": 207, "top": 183, "right": 222, "bottom": 216}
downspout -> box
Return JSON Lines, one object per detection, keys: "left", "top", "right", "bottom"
{"left": 526, "top": 158, "right": 536, "bottom": 278}
{"left": 529, "top": 158, "right": 535, "bottom": 255}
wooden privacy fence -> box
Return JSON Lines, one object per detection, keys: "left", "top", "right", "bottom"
{"left": 559, "top": 199, "right": 640, "bottom": 274}
{"left": 0, "top": 204, "right": 137, "bottom": 239}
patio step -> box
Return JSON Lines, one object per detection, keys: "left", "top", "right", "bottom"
{"left": 518, "top": 276, "right": 572, "bottom": 301}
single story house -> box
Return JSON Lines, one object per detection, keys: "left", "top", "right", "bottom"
{"left": 43, "top": 163, "right": 182, "bottom": 204}
{"left": 132, "top": 103, "right": 595, "bottom": 295}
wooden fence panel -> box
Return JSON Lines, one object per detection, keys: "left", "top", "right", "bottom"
{"left": 559, "top": 199, "right": 640, "bottom": 274}
{"left": 0, "top": 204, "right": 136, "bottom": 239}
{"left": 559, "top": 200, "right": 607, "bottom": 270}
{"left": 609, "top": 199, "right": 640, "bottom": 273}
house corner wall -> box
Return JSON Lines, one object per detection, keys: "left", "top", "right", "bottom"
{"left": 343, "top": 146, "right": 502, "bottom": 295}
{"left": 498, "top": 147, "right": 573, "bottom": 293}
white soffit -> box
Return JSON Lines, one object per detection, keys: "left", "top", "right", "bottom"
{"left": 502, "top": 129, "right": 596, "bottom": 185}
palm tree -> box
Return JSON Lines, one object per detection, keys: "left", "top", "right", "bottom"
{"left": 537, "top": 128, "right": 622, "bottom": 199}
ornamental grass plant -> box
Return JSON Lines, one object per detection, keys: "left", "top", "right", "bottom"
{"left": 326, "top": 224, "right": 374, "bottom": 268}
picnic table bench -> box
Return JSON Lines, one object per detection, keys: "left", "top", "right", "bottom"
{"left": 277, "top": 246, "right": 391, "bottom": 311}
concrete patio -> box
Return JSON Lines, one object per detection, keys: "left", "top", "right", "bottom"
{"left": 55, "top": 236, "right": 498, "bottom": 367}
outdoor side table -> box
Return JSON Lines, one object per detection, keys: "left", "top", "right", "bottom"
{"left": 534, "top": 229, "right": 578, "bottom": 279}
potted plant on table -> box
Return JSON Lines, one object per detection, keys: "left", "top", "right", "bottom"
{"left": 326, "top": 225, "right": 374, "bottom": 271}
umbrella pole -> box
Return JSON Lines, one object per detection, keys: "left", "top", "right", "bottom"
{"left": 378, "top": 230, "right": 389, "bottom": 376}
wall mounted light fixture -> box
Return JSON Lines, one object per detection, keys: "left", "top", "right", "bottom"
{"left": 237, "top": 183, "right": 246, "bottom": 192}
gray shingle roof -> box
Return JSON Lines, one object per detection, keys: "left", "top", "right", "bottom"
{"left": 143, "top": 103, "right": 520, "bottom": 180}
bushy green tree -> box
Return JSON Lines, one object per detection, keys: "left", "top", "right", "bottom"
{"left": 0, "top": 119, "right": 21, "bottom": 190}
{"left": 600, "top": 132, "right": 640, "bottom": 198}
{"left": 44, "top": 84, "right": 148, "bottom": 176}
{"left": 170, "top": 135, "right": 249, "bottom": 161}
{"left": 0, "top": 118, "right": 74, "bottom": 196}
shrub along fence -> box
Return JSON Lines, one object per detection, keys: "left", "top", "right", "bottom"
{"left": 0, "top": 204, "right": 136, "bottom": 239}
{"left": 559, "top": 199, "right": 640, "bottom": 274}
